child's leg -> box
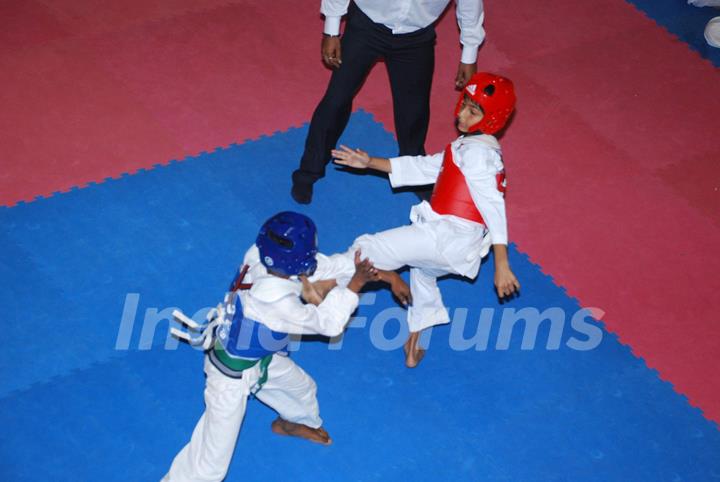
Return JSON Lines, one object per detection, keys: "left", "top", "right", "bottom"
{"left": 255, "top": 354, "right": 331, "bottom": 445}
{"left": 350, "top": 225, "right": 453, "bottom": 368}
{"left": 163, "top": 357, "right": 254, "bottom": 482}
{"left": 351, "top": 224, "right": 452, "bottom": 272}
{"left": 404, "top": 267, "right": 450, "bottom": 368}
{"left": 407, "top": 267, "right": 451, "bottom": 332}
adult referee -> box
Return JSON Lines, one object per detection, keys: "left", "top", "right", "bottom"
{"left": 291, "top": 0, "right": 486, "bottom": 204}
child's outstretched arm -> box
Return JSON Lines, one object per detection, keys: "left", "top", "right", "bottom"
{"left": 299, "top": 250, "right": 379, "bottom": 308}
{"left": 492, "top": 244, "right": 520, "bottom": 299}
{"left": 332, "top": 145, "right": 392, "bottom": 173}
{"left": 377, "top": 270, "right": 412, "bottom": 306}
{"left": 302, "top": 267, "right": 411, "bottom": 307}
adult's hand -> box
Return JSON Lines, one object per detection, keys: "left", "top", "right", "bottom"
{"left": 322, "top": 36, "right": 342, "bottom": 69}
{"left": 455, "top": 62, "right": 477, "bottom": 89}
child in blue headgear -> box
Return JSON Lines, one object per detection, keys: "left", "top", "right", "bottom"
{"left": 163, "top": 211, "right": 409, "bottom": 482}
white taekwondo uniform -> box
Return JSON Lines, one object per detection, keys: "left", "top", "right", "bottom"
{"left": 163, "top": 246, "right": 356, "bottom": 482}
{"left": 350, "top": 134, "right": 507, "bottom": 332}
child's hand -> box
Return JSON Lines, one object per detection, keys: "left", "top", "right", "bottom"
{"left": 391, "top": 277, "right": 412, "bottom": 306}
{"left": 347, "top": 250, "right": 380, "bottom": 293}
{"left": 494, "top": 266, "right": 520, "bottom": 299}
{"left": 300, "top": 275, "right": 324, "bottom": 305}
{"left": 332, "top": 145, "right": 371, "bottom": 169}
{"left": 379, "top": 271, "right": 412, "bottom": 306}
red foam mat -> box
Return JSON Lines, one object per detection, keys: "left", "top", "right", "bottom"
{"left": 0, "top": 1, "right": 335, "bottom": 202}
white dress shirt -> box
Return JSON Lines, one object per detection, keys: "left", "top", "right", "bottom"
{"left": 321, "top": 0, "right": 485, "bottom": 64}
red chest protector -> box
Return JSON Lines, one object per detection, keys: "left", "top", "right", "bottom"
{"left": 429, "top": 144, "right": 506, "bottom": 225}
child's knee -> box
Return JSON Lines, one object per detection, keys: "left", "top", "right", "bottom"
{"left": 352, "top": 233, "right": 381, "bottom": 259}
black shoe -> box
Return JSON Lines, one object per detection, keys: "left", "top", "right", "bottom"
{"left": 291, "top": 183, "right": 313, "bottom": 204}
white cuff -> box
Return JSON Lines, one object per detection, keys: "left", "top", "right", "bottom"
{"left": 324, "top": 16, "right": 342, "bottom": 36}
{"left": 491, "top": 236, "right": 508, "bottom": 246}
{"left": 335, "top": 276, "right": 352, "bottom": 289}
{"left": 460, "top": 45, "right": 479, "bottom": 65}
{"left": 328, "top": 286, "right": 359, "bottom": 311}
{"left": 387, "top": 157, "right": 405, "bottom": 188}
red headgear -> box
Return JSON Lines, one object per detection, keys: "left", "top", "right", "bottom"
{"left": 455, "top": 73, "right": 516, "bottom": 135}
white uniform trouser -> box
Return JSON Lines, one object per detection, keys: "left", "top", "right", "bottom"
{"left": 163, "top": 354, "right": 322, "bottom": 482}
{"left": 351, "top": 223, "right": 457, "bottom": 333}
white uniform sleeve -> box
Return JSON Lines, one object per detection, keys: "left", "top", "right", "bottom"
{"left": 388, "top": 151, "right": 444, "bottom": 187}
{"left": 462, "top": 147, "right": 508, "bottom": 245}
{"left": 242, "top": 245, "right": 260, "bottom": 266}
{"left": 456, "top": 0, "right": 486, "bottom": 64}
{"left": 321, "top": 0, "right": 350, "bottom": 35}
{"left": 261, "top": 287, "right": 359, "bottom": 337}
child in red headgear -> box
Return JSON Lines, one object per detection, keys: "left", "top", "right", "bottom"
{"left": 333, "top": 72, "right": 520, "bottom": 368}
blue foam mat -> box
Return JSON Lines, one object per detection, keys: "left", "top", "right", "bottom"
{"left": 1, "top": 112, "right": 719, "bottom": 481}
{"left": 627, "top": 0, "right": 720, "bottom": 67}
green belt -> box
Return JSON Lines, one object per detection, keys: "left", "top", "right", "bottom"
{"left": 213, "top": 343, "right": 273, "bottom": 387}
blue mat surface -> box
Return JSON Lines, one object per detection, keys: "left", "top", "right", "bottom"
{"left": 627, "top": 0, "right": 720, "bottom": 67}
{"left": 1, "top": 112, "right": 719, "bottom": 481}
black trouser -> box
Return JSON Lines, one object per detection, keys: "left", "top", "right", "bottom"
{"left": 293, "top": 2, "right": 436, "bottom": 187}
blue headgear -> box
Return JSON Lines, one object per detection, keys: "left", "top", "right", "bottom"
{"left": 256, "top": 211, "right": 318, "bottom": 277}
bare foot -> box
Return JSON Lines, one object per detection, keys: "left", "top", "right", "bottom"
{"left": 403, "top": 331, "right": 425, "bottom": 368}
{"left": 271, "top": 417, "right": 332, "bottom": 445}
